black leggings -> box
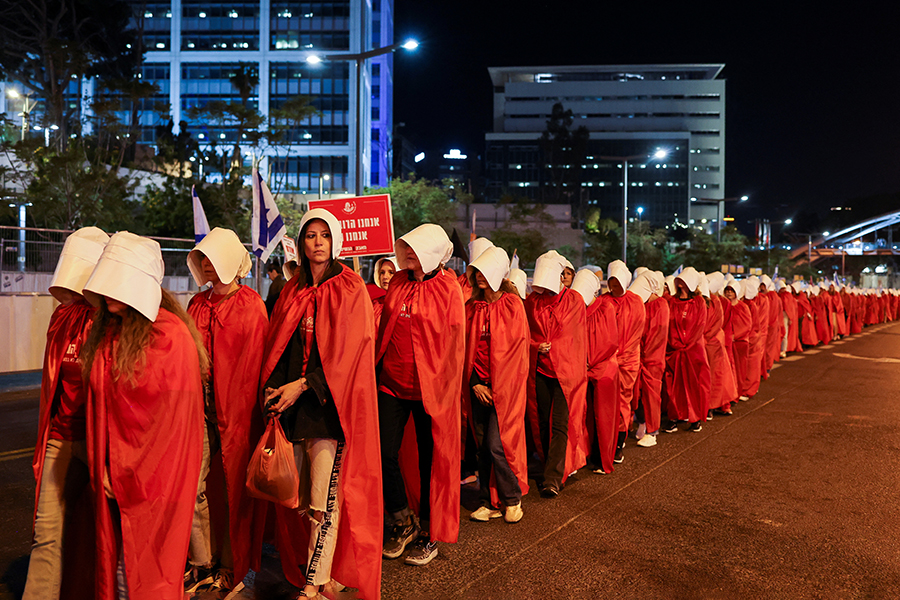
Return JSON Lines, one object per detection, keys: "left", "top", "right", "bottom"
{"left": 378, "top": 391, "right": 433, "bottom": 524}
{"left": 534, "top": 372, "right": 569, "bottom": 488}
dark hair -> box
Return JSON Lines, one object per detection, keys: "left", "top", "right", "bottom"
{"left": 267, "top": 258, "right": 282, "bottom": 272}
{"left": 295, "top": 218, "right": 339, "bottom": 288}
{"left": 469, "top": 270, "right": 519, "bottom": 302}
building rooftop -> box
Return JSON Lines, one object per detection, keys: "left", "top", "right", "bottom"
{"left": 489, "top": 64, "right": 725, "bottom": 86}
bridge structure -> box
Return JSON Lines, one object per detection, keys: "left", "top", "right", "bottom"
{"left": 789, "top": 209, "right": 900, "bottom": 265}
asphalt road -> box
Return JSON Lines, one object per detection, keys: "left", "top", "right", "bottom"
{"left": 2, "top": 323, "right": 900, "bottom": 599}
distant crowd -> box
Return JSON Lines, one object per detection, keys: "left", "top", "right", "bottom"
{"left": 23, "top": 213, "right": 899, "bottom": 600}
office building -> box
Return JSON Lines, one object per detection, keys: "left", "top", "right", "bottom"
{"left": 485, "top": 64, "right": 726, "bottom": 228}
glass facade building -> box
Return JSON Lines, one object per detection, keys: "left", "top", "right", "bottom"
{"left": 485, "top": 65, "right": 726, "bottom": 228}
{"left": 1, "top": 0, "right": 394, "bottom": 196}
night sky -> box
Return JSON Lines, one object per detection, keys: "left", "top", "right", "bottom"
{"left": 393, "top": 1, "right": 900, "bottom": 233}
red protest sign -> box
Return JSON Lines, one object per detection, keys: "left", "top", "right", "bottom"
{"left": 307, "top": 194, "right": 395, "bottom": 258}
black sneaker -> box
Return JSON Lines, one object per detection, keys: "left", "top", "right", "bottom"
{"left": 404, "top": 536, "right": 438, "bottom": 566}
{"left": 184, "top": 564, "right": 214, "bottom": 593}
{"left": 613, "top": 446, "right": 624, "bottom": 464}
{"left": 706, "top": 410, "right": 713, "bottom": 421}
{"left": 687, "top": 421, "right": 703, "bottom": 433}
{"left": 382, "top": 515, "right": 420, "bottom": 559}
{"left": 663, "top": 419, "right": 679, "bottom": 433}
{"left": 539, "top": 483, "right": 560, "bottom": 498}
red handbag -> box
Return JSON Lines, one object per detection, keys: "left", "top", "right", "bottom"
{"left": 246, "top": 416, "right": 301, "bottom": 509}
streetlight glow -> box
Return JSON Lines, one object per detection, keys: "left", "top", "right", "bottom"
{"left": 785, "top": 219, "right": 793, "bottom": 225}
{"left": 823, "top": 231, "right": 830, "bottom": 237}
{"left": 402, "top": 40, "right": 419, "bottom": 50}
{"left": 740, "top": 195, "right": 749, "bottom": 201}
{"left": 7, "top": 89, "right": 20, "bottom": 99}
{"left": 305, "top": 54, "right": 323, "bottom": 64}
{"left": 653, "top": 149, "right": 668, "bottom": 159}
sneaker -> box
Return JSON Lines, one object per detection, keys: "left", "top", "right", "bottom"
{"left": 780, "top": 351, "right": 787, "bottom": 358}
{"left": 636, "top": 434, "right": 657, "bottom": 447}
{"left": 635, "top": 422, "right": 647, "bottom": 440}
{"left": 210, "top": 569, "right": 233, "bottom": 592}
{"left": 687, "top": 421, "right": 703, "bottom": 433}
{"left": 504, "top": 502, "right": 524, "bottom": 524}
{"left": 713, "top": 407, "right": 733, "bottom": 416}
{"left": 469, "top": 506, "right": 502, "bottom": 522}
{"left": 738, "top": 395, "right": 750, "bottom": 402}
{"left": 592, "top": 467, "right": 607, "bottom": 474}
{"left": 382, "top": 516, "right": 420, "bottom": 559}
{"left": 663, "top": 419, "right": 679, "bottom": 433}
{"left": 706, "top": 410, "right": 714, "bottom": 421}
{"left": 184, "top": 564, "right": 214, "bottom": 593}
{"left": 613, "top": 446, "right": 624, "bottom": 464}
{"left": 404, "top": 536, "right": 438, "bottom": 566}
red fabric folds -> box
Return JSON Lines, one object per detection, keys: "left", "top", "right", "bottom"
{"left": 764, "top": 291, "right": 782, "bottom": 372}
{"left": 87, "top": 308, "right": 204, "bottom": 600}
{"left": 705, "top": 296, "right": 737, "bottom": 410}
{"left": 639, "top": 297, "right": 668, "bottom": 435}
{"left": 744, "top": 297, "right": 764, "bottom": 397}
{"left": 187, "top": 285, "right": 268, "bottom": 583}
{"left": 584, "top": 295, "right": 619, "bottom": 475}
{"left": 262, "top": 264, "right": 383, "bottom": 600}
{"left": 463, "top": 293, "right": 530, "bottom": 499}
{"left": 609, "top": 291, "right": 645, "bottom": 432}
{"left": 375, "top": 268, "right": 465, "bottom": 544}
{"left": 524, "top": 288, "right": 588, "bottom": 481}
{"left": 796, "top": 293, "right": 819, "bottom": 346}
{"left": 725, "top": 300, "right": 752, "bottom": 397}
{"left": 780, "top": 290, "right": 801, "bottom": 353}
{"left": 665, "top": 296, "right": 710, "bottom": 423}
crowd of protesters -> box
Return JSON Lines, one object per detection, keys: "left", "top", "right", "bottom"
{"left": 23, "top": 214, "right": 900, "bottom": 600}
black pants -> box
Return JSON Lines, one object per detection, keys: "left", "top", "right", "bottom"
{"left": 378, "top": 391, "right": 433, "bottom": 524}
{"left": 534, "top": 372, "right": 569, "bottom": 489}
{"left": 470, "top": 395, "right": 522, "bottom": 506}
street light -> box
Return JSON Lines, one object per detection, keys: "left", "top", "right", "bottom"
{"left": 306, "top": 39, "right": 418, "bottom": 196}
{"left": 785, "top": 219, "right": 793, "bottom": 225}
{"left": 599, "top": 148, "right": 668, "bottom": 262}
{"left": 637, "top": 206, "right": 644, "bottom": 222}
{"left": 7, "top": 199, "right": 33, "bottom": 272}
{"left": 318, "top": 173, "right": 330, "bottom": 199}
{"left": 696, "top": 195, "right": 750, "bottom": 242}
{"left": 6, "top": 88, "right": 37, "bottom": 142}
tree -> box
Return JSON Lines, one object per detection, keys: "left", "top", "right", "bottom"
{"left": 0, "top": 0, "right": 137, "bottom": 143}
{"left": 583, "top": 208, "right": 621, "bottom": 268}
{"left": 539, "top": 103, "right": 589, "bottom": 207}
{"left": 367, "top": 175, "right": 457, "bottom": 237}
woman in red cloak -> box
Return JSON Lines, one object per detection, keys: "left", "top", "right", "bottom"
{"left": 662, "top": 267, "right": 710, "bottom": 432}
{"left": 376, "top": 223, "right": 465, "bottom": 567}
{"left": 463, "top": 247, "right": 529, "bottom": 524}
{"left": 524, "top": 250, "right": 587, "bottom": 497}
{"left": 183, "top": 227, "right": 267, "bottom": 593}
{"left": 24, "top": 227, "right": 108, "bottom": 600}
{"left": 370, "top": 256, "right": 398, "bottom": 331}
{"left": 704, "top": 272, "right": 738, "bottom": 417}
{"left": 723, "top": 279, "right": 752, "bottom": 401}
{"left": 779, "top": 282, "right": 801, "bottom": 354}
{"left": 629, "top": 271, "right": 668, "bottom": 448}
{"left": 741, "top": 277, "right": 764, "bottom": 398}
{"left": 573, "top": 269, "right": 618, "bottom": 471}
{"left": 810, "top": 286, "right": 832, "bottom": 344}
{"left": 80, "top": 232, "right": 208, "bottom": 600}
{"left": 262, "top": 209, "right": 382, "bottom": 599}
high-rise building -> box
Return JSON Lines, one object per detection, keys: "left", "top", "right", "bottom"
{"left": 485, "top": 64, "right": 726, "bottom": 228}
{"left": 1, "top": 0, "right": 394, "bottom": 197}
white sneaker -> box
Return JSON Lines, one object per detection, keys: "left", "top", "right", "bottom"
{"left": 470, "top": 506, "right": 502, "bottom": 521}
{"left": 739, "top": 395, "right": 750, "bottom": 401}
{"left": 636, "top": 434, "right": 657, "bottom": 447}
{"left": 504, "top": 502, "right": 523, "bottom": 523}
{"left": 635, "top": 422, "right": 647, "bottom": 440}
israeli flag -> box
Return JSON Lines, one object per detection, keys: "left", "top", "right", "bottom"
{"left": 192, "top": 185, "right": 211, "bottom": 244}
{"left": 251, "top": 168, "right": 286, "bottom": 263}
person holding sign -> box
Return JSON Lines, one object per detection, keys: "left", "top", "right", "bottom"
{"left": 376, "top": 224, "right": 465, "bottom": 566}
{"left": 260, "top": 209, "right": 382, "bottom": 600}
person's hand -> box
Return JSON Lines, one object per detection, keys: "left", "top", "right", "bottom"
{"left": 538, "top": 342, "right": 551, "bottom": 354}
{"left": 472, "top": 384, "right": 493, "bottom": 406}
{"left": 265, "top": 379, "right": 307, "bottom": 413}
{"left": 103, "top": 467, "right": 115, "bottom": 499}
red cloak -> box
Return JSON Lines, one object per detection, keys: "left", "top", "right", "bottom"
{"left": 724, "top": 299, "right": 752, "bottom": 397}
{"left": 524, "top": 287, "right": 588, "bottom": 481}
{"left": 375, "top": 268, "right": 465, "bottom": 544}
{"left": 665, "top": 296, "right": 710, "bottom": 423}
{"left": 779, "top": 290, "right": 802, "bottom": 353}
{"left": 755, "top": 293, "right": 770, "bottom": 380}
{"left": 584, "top": 295, "right": 619, "bottom": 475}
{"left": 86, "top": 308, "right": 204, "bottom": 600}
{"left": 796, "top": 293, "right": 819, "bottom": 346}
{"left": 744, "top": 297, "right": 764, "bottom": 397}
{"left": 187, "top": 285, "right": 267, "bottom": 583}
{"left": 33, "top": 299, "right": 96, "bottom": 600}
{"left": 764, "top": 291, "right": 782, "bottom": 372}
{"left": 832, "top": 292, "right": 848, "bottom": 336}
{"left": 462, "top": 293, "right": 530, "bottom": 499}
{"left": 811, "top": 294, "right": 831, "bottom": 344}
{"left": 262, "top": 264, "right": 383, "bottom": 600}
{"left": 705, "top": 296, "right": 738, "bottom": 410}
{"left": 608, "top": 290, "right": 646, "bottom": 432}
{"left": 639, "top": 296, "right": 669, "bottom": 435}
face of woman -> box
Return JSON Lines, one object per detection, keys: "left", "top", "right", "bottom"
{"left": 675, "top": 278, "right": 690, "bottom": 299}
{"left": 561, "top": 268, "right": 574, "bottom": 288}
{"left": 200, "top": 253, "right": 221, "bottom": 285}
{"left": 378, "top": 262, "right": 396, "bottom": 288}
{"left": 607, "top": 277, "right": 624, "bottom": 297}
{"left": 105, "top": 297, "right": 128, "bottom": 315}
{"left": 303, "top": 220, "right": 332, "bottom": 266}
{"left": 475, "top": 270, "right": 489, "bottom": 290}
{"left": 724, "top": 287, "right": 737, "bottom": 301}
{"left": 403, "top": 243, "right": 422, "bottom": 273}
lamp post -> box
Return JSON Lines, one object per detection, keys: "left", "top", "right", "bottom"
{"left": 318, "top": 173, "right": 330, "bottom": 199}
{"left": 696, "top": 195, "right": 749, "bottom": 242}
{"left": 6, "top": 89, "right": 37, "bottom": 142}
{"left": 637, "top": 206, "right": 644, "bottom": 222}
{"left": 7, "top": 200, "right": 33, "bottom": 272}
{"left": 307, "top": 39, "right": 418, "bottom": 196}
{"left": 600, "top": 148, "right": 668, "bottom": 262}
